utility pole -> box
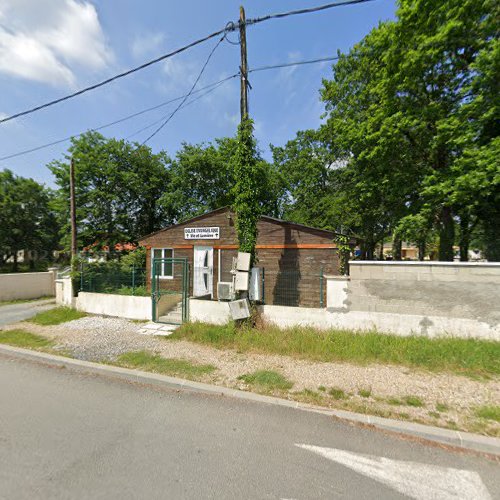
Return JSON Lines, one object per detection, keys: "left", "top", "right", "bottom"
{"left": 69, "top": 157, "right": 77, "bottom": 262}
{"left": 239, "top": 5, "right": 249, "bottom": 122}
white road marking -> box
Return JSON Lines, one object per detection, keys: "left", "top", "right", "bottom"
{"left": 296, "top": 444, "right": 491, "bottom": 500}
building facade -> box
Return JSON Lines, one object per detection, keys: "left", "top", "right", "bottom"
{"left": 139, "top": 207, "right": 340, "bottom": 308}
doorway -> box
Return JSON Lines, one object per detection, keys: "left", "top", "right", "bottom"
{"left": 193, "top": 246, "right": 213, "bottom": 297}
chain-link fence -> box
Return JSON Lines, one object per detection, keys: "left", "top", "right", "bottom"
{"left": 263, "top": 268, "right": 324, "bottom": 308}
{"left": 79, "top": 264, "right": 148, "bottom": 296}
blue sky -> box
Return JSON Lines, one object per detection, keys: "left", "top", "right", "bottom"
{"left": 0, "top": 0, "right": 396, "bottom": 186}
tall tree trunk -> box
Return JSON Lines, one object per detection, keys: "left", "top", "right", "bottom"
{"left": 483, "top": 207, "right": 500, "bottom": 261}
{"left": 417, "top": 240, "right": 426, "bottom": 261}
{"left": 392, "top": 235, "right": 402, "bottom": 261}
{"left": 378, "top": 241, "right": 384, "bottom": 260}
{"left": 438, "top": 206, "right": 455, "bottom": 261}
{"left": 459, "top": 213, "right": 470, "bottom": 262}
{"left": 13, "top": 250, "right": 18, "bottom": 272}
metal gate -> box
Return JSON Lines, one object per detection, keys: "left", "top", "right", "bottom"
{"left": 152, "top": 257, "right": 189, "bottom": 324}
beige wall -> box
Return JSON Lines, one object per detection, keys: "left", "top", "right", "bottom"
{"left": 0, "top": 270, "right": 56, "bottom": 301}
{"left": 75, "top": 292, "right": 151, "bottom": 320}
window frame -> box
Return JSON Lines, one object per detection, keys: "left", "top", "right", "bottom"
{"left": 151, "top": 248, "right": 174, "bottom": 279}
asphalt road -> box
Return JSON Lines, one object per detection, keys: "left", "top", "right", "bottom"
{"left": 0, "top": 299, "right": 55, "bottom": 326}
{"left": 0, "top": 353, "right": 498, "bottom": 499}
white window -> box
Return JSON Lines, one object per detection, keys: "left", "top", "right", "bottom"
{"left": 152, "top": 248, "right": 174, "bottom": 279}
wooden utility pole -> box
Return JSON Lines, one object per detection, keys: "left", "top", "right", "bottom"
{"left": 69, "top": 157, "right": 77, "bottom": 261}
{"left": 239, "top": 6, "right": 249, "bottom": 122}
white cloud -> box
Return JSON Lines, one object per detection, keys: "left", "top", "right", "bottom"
{"left": 0, "top": 0, "right": 112, "bottom": 87}
{"left": 131, "top": 32, "right": 165, "bottom": 59}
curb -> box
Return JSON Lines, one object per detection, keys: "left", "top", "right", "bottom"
{"left": 0, "top": 344, "right": 499, "bottom": 457}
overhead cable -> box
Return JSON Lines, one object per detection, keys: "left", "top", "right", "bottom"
{"left": 0, "top": 0, "right": 375, "bottom": 124}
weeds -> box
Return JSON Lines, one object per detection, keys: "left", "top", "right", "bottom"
{"left": 237, "top": 370, "right": 293, "bottom": 391}
{"left": 30, "top": 307, "right": 86, "bottom": 326}
{"left": 172, "top": 322, "right": 500, "bottom": 377}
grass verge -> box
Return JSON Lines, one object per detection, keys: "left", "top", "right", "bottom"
{"left": 171, "top": 322, "right": 500, "bottom": 378}
{"left": 0, "top": 329, "right": 54, "bottom": 349}
{"left": 115, "top": 351, "right": 216, "bottom": 380}
{"left": 475, "top": 405, "right": 500, "bottom": 423}
{"left": 238, "top": 370, "right": 293, "bottom": 391}
{"left": 30, "top": 307, "right": 86, "bottom": 326}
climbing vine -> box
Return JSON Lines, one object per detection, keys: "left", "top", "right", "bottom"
{"left": 232, "top": 118, "right": 262, "bottom": 265}
{"left": 335, "top": 234, "right": 351, "bottom": 275}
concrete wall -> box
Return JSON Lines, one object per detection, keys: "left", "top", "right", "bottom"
{"left": 189, "top": 298, "right": 231, "bottom": 325}
{"left": 188, "top": 262, "right": 500, "bottom": 340}
{"left": 75, "top": 292, "right": 151, "bottom": 320}
{"left": 0, "top": 269, "right": 57, "bottom": 301}
{"left": 345, "top": 262, "right": 500, "bottom": 321}
{"left": 55, "top": 277, "right": 74, "bottom": 306}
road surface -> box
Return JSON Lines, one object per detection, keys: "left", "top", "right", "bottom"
{"left": 0, "top": 353, "right": 498, "bottom": 499}
{"left": 0, "top": 299, "right": 55, "bottom": 326}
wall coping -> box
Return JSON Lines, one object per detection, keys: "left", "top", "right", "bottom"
{"left": 349, "top": 261, "right": 500, "bottom": 267}
{"left": 324, "top": 275, "right": 350, "bottom": 280}
{"left": 0, "top": 271, "right": 52, "bottom": 277}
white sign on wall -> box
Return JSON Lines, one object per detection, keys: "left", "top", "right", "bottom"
{"left": 184, "top": 227, "right": 220, "bottom": 240}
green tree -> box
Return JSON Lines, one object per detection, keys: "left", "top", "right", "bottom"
{"left": 0, "top": 170, "right": 59, "bottom": 271}
{"left": 49, "top": 131, "right": 173, "bottom": 251}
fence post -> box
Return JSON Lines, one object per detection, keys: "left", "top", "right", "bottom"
{"left": 320, "top": 267, "right": 324, "bottom": 308}
{"left": 132, "top": 265, "right": 136, "bottom": 296}
{"left": 80, "top": 261, "right": 84, "bottom": 292}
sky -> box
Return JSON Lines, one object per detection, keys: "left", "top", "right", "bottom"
{"left": 0, "top": 0, "right": 396, "bottom": 186}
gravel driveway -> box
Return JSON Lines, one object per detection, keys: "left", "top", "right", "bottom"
{"left": 8, "top": 315, "right": 500, "bottom": 436}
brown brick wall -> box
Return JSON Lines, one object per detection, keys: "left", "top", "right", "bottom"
{"left": 140, "top": 207, "right": 339, "bottom": 307}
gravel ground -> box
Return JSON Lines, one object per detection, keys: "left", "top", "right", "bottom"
{"left": 8, "top": 315, "right": 500, "bottom": 435}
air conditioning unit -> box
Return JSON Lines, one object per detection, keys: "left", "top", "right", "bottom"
{"left": 217, "top": 282, "right": 235, "bottom": 301}
{"left": 228, "top": 298, "right": 251, "bottom": 320}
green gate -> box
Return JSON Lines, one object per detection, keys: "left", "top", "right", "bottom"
{"left": 152, "top": 257, "right": 189, "bottom": 324}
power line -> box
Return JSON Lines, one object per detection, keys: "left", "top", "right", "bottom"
{"left": 126, "top": 79, "right": 230, "bottom": 141}
{"left": 141, "top": 35, "right": 224, "bottom": 145}
{"left": 246, "top": 0, "right": 375, "bottom": 26}
{"left": 0, "top": 75, "right": 237, "bottom": 162}
{"left": 0, "top": 0, "right": 375, "bottom": 125}
{"left": 0, "top": 27, "right": 235, "bottom": 126}
{"left": 249, "top": 55, "right": 340, "bottom": 73}
{"left": 0, "top": 54, "right": 343, "bottom": 162}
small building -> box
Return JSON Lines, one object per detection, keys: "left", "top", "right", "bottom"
{"left": 139, "top": 207, "right": 341, "bottom": 314}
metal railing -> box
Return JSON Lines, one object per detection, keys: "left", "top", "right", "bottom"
{"left": 79, "top": 264, "right": 148, "bottom": 296}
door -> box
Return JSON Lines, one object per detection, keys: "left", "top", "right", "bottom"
{"left": 193, "top": 246, "right": 213, "bottom": 297}
{"left": 152, "top": 257, "right": 189, "bottom": 324}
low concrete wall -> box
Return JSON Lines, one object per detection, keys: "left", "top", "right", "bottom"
{"left": 189, "top": 298, "right": 231, "bottom": 325}
{"left": 55, "top": 277, "right": 74, "bottom": 306}
{"left": 75, "top": 292, "right": 151, "bottom": 320}
{"left": 260, "top": 304, "right": 499, "bottom": 340}
{"left": 0, "top": 269, "right": 56, "bottom": 301}
{"left": 187, "top": 261, "right": 500, "bottom": 340}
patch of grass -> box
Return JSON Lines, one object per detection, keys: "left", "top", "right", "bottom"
{"left": 0, "top": 296, "right": 53, "bottom": 306}
{"left": 172, "top": 322, "right": 500, "bottom": 377}
{"left": 294, "top": 389, "right": 325, "bottom": 405}
{"left": 0, "top": 329, "right": 54, "bottom": 349}
{"left": 403, "top": 395, "right": 424, "bottom": 408}
{"left": 475, "top": 405, "right": 500, "bottom": 422}
{"left": 30, "top": 307, "right": 86, "bottom": 326}
{"left": 358, "top": 388, "right": 372, "bottom": 398}
{"left": 428, "top": 411, "right": 441, "bottom": 419}
{"left": 318, "top": 385, "right": 327, "bottom": 392}
{"left": 237, "top": 370, "right": 293, "bottom": 391}
{"left": 329, "top": 387, "right": 348, "bottom": 400}
{"left": 435, "top": 402, "right": 449, "bottom": 412}
{"left": 387, "top": 397, "right": 403, "bottom": 406}
{"left": 115, "top": 351, "right": 215, "bottom": 379}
